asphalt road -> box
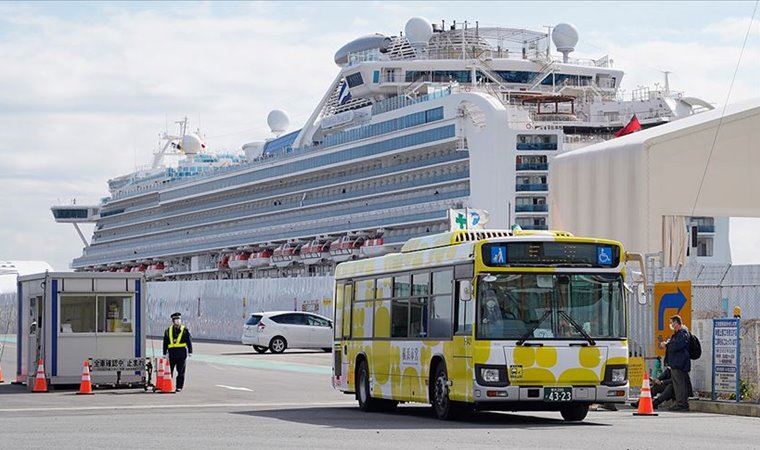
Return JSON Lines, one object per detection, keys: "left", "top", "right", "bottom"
{"left": 0, "top": 338, "right": 757, "bottom": 449}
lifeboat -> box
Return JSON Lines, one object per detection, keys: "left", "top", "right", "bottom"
{"left": 329, "top": 236, "right": 364, "bottom": 262}
{"left": 119, "top": 266, "right": 132, "bottom": 273}
{"left": 130, "top": 264, "right": 147, "bottom": 273}
{"left": 247, "top": 249, "right": 272, "bottom": 268}
{"left": 271, "top": 242, "right": 301, "bottom": 268}
{"left": 360, "top": 237, "right": 390, "bottom": 258}
{"left": 300, "top": 239, "right": 331, "bottom": 265}
{"left": 228, "top": 251, "right": 252, "bottom": 270}
{"left": 218, "top": 254, "right": 231, "bottom": 270}
{"left": 145, "top": 262, "right": 165, "bottom": 278}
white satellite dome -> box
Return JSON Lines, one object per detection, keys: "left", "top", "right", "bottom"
{"left": 404, "top": 17, "right": 433, "bottom": 45}
{"left": 552, "top": 23, "right": 579, "bottom": 52}
{"left": 267, "top": 109, "right": 290, "bottom": 136}
{"left": 180, "top": 133, "right": 204, "bottom": 154}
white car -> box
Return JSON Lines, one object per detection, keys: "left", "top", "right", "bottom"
{"left": 241, "top": 311, "right": 333, "bottom": 354}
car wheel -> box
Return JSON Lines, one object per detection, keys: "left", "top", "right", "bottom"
{"left": 269, "top": 336, "right": 287, "bottom": 354}
{"left": 252, "top": 345, "right": 268, "bottom": 354}
{"left": 560, "top": 402, "right": 589, "bottom": 422}
{"left": 431, "top": 362, "right": 466, "bottom": 420}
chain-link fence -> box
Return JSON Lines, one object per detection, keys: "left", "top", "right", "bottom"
{"left": 629, "top": 255, "right": 760, "bottom": 401}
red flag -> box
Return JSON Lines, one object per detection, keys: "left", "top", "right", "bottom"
{"left": 614, "top": 115, "right": 642, "bottom": 137}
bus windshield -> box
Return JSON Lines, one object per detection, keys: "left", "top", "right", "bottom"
{"left": 476, "top": 273, "right": 625, "bottom": 340}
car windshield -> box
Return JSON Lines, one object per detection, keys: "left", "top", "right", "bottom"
{"left": 476, "top": 273, "right": 625, "bottom": 340}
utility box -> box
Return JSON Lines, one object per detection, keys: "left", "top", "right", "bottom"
{"left": 16, "top": 272, "right": 146, "bottom": 388}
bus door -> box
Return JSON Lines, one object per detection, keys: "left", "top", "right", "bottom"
{"left": 333, "top": 282, "right": 353, "bottom": 391}
{"left": 450, "top": 266, "right": 474, "bottom": 402}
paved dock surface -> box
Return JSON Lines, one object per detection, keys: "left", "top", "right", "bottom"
{"left": 0, "top": 339, "right": 757, "bottom": 449}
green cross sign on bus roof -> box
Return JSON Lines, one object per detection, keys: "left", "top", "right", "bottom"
{"left": 455, "top": 213, "right": 467, "bottom": 229}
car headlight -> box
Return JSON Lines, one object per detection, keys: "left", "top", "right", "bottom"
{"left": 481, "top": 368, "right": 501, "bottom": 383}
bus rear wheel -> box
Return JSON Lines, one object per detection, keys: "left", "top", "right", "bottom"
{"left": 356, "top": 360, "right": 397, "bottom": 412}
{"left": 560, "top": 402, "right": 589, "bottom": 422}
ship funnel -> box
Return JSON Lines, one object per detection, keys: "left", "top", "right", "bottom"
{"left": 552, "top": 23, "right": 579, "bottom": 63}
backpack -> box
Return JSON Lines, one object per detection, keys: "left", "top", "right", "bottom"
{"left": 688, "top": 333, "right": 702, "bottom": 360}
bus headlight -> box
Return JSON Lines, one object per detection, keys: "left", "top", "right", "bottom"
{"left": 475, "top": 364, "right": 509, "bottom": 387}
{"left": 603, "top": 364, "right": 628, "bottom": 386}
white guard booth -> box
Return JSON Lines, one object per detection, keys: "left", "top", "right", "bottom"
{"left": 16, "top": 272, "right": 146, "bottom": 388}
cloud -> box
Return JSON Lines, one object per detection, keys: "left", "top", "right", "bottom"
{"left": 1, "top": 3, "right": 759, "bottom": 270}
{"left": 702, "top": 16, "right": 759, "bottom": 41}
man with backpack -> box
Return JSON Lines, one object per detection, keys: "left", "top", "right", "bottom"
{"left": 660, "top": 315, "right": 693, "bottom": 411}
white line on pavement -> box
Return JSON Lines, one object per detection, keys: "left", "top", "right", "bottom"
{"left": 0, "top": 401, "right": 354, "bottom": 414}
{"left": 215, "top": 384, "right": 253, "bottom": 391}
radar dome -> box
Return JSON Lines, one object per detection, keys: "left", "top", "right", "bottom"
{"left": 180, "top": 133, "right": 204, "bottom": 155}
{"left": 404, "top": 17, "right": 433, "bottom": 45}
{"left": 267, "top": 109, "right": 290, "bottom": 136}
{"left": 552, "top": 23, "right": 579, "bottom": 52}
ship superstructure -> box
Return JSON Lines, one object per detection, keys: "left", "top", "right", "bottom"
{"left": 54, "top": 17, "right": 728, "bottom": 279}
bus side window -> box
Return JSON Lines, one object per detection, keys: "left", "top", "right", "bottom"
{"left": 334, "top": 282, "right": 345, "bottom": 339}
{"left": 455, "top": 280, "right": 473, "bottom": 335}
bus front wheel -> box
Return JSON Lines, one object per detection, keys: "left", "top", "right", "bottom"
{"left": 432, "top": 363, "right": 466, "bottom": 420}
{"left": 560, "top": 402, "right": 589, "bottom": 422}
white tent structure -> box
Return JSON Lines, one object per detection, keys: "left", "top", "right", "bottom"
{"left": 550, "top": 98, "right": 760, "bottom": 262}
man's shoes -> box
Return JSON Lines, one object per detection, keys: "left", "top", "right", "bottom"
{"left": 631, "top": 401, "right": 639, "bottom": 408}
{"left": 176, "top": 388, "right": 182, "bottom": 393}
{"left": 668, "top": 404, "right": 689, "bottom": 411}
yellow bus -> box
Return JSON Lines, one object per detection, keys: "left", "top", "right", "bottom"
{"left": 331, "top": 229, "right": 644, "bottom": 421}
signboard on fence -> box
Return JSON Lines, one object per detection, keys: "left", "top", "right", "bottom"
{"left": 90, "top": 358, "right": 145, "bottom": 372}
{"left": 653, "top": 281, "right": 692, "bottom": 357}
{"left": 712, "top": 318, "right": 740, "bottom": 401}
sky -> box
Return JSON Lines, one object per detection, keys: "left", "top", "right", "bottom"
{"left": 0, "top": 1, "right": 758, "bottom": 271}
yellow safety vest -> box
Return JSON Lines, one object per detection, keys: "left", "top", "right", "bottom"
{"left": 168, "top": 325, "right": 187, "bottom": 348}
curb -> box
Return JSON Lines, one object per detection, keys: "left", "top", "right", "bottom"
{"left": 689, "top": 400, "right": 760, "bottom": 418}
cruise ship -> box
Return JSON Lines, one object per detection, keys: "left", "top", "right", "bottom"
{"left": 53, "top": 17, "right": 729, "bottom": 280}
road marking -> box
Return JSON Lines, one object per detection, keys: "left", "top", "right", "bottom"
{"left": 216, "top": 384, "right": 253, "bottom": 392}
{"left": 0, "top": 401, "right": 354, "bottom": 414}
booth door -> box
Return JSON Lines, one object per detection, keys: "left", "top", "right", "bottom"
{"left": 27, "top": 296, "right": 43, "bottom": 379}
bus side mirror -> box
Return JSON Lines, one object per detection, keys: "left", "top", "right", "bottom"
{"left": 625, "top": 252, "right": 647, "bottom": 286}
{"left": 459, "top": 281, "right": 473, "bottom": 302}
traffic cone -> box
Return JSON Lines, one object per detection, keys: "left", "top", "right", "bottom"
{"left": 633, "top": 372, "right": 658, "bottom": 416}
{"left": 155, "top": 358, "right": 165, "bottom": 391}
{"left": 76, "top": 360, "right": 94, "bottom": 395}
{"left": 0, "top": 363, "right": 4, "bottom": 383}
{"left": 161, "top": 360, "right": 174, "bottom": 394}
{"left": 32, "top": 359, "right": 48, "bottom": 393}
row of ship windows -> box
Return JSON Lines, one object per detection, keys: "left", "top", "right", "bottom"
{"left": 80, "top": 201, "right": 460, "bottom": 265}
{"left": 317, "top": 107, "right": 444, "bottom": 149}
{"left": 98, "top": 146, "right": 463, "bottom": 229}
{"left": 93, "top": 185, "right": 469, "bottom": 251}
{"left": 94, "top": 167, "right": 469, "bottom": 243}
{"left": 403, "top": 70, "right": 597, "bottom": 87}
{"left": 160, "top": 125, "right": 457, "bottom": 203}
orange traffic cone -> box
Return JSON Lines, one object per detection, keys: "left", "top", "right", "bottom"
{"left": 161, "top": 360, "right": 174, "bottom": 394}
{"left": 633, "top": 372, "right": 658, "bottom": 416}
{"left": 76, "top": 360, "right": 94, "bottom": 395}
{"left": 155, "top": 358, "right": 165, "bottom": 392}
{"left": 32, "top": 359, "right": 48, "bottom": 393}
{"left": 0, "top": 363, "right": 4, "bottom": 383}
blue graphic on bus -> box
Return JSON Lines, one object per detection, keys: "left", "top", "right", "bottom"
{"left": 597, "top": 246, "right": 613, "bottom": 266}
{"left": 490, "top": 246, "right": 507, "bottom": 265}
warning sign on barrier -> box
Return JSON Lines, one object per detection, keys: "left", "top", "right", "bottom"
{"left": 90, "top": 358, "right": 145, "bottom": 372}
{"left": 628, "top": 356, "right": 645, "bottom": 389}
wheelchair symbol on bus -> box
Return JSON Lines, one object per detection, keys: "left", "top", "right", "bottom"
{"left": 597, "top": 247, "right": 613, "bottom": 266}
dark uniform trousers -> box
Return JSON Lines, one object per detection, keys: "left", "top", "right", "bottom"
{"left": 169, "top": 350, "right": 188, "bottom": 390}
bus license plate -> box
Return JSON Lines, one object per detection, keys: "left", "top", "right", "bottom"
{"left": 544, "top": 387, "right": 573, "bottom": 402}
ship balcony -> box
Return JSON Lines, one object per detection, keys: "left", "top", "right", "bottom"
{"left": 516, "top": 143, "right": 558, "bottom": 151}
{"left": 516, "top": 163, "right": 548, "bottom": 171}
{"left": 516, "top": 183, "right": 548, "bottom": 192}
{"left": 515, "top": 204, "right": 548, "bottom": 213}
{"left": 697, "top": 225, "right": 715, "bottom": 233}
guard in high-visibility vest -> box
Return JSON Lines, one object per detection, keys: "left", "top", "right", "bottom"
{"left": 162, "top": 312, "right": 193, "bottom": 392}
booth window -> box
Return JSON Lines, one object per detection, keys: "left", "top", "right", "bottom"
{"left": 97, "top": 296, "right": 134, "bottom": 333}
{"left": 60, "top": 296, "right": 96, "bottom": 333}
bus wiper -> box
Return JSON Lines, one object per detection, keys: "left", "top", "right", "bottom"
{"left": 558, "top": 311, "right": 596, "bottom": 346}
{"left": 516, "top": 309, "right": 552, "bottom": 346}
